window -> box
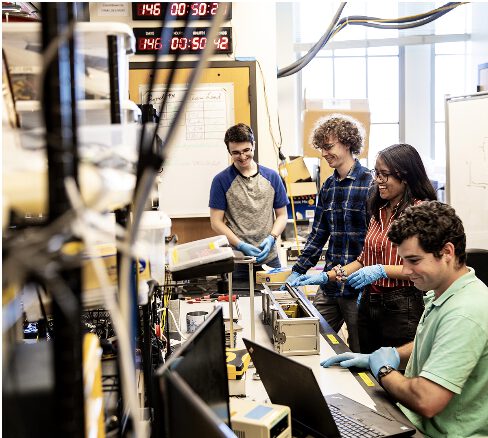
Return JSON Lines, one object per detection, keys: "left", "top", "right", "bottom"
{"left": 295, "top": 1, "right": 471, "bottom": 170}
{"left": 433, "top": 3, "right": 472, "bottom": 164}
{"left": 297, "top": 2, "right": 400, "bottom": 164}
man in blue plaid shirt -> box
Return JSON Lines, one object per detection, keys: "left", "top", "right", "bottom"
{"left": 284, "top": 114, "right": 372, "bottom": 352}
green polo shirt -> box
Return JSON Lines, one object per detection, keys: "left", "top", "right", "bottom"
{"left": 398, "top": 268, "right": 488, "bottom": 437}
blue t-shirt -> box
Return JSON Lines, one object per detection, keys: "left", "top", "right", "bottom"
{"left": 209, "top": 164, "right": 288, "bottom": 263}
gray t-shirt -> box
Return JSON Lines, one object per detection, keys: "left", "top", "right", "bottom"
{"left": 209, "top": 164, "right": 288, "bottom": 263}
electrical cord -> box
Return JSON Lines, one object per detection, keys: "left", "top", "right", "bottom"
{"left": 280, "top": 2, "right": 464, "bottom": 77}
{"left": 3, "top": 9, "right": 229, "bottom": 438}
{"left": 63, "top": 177, "right": 145, "bottom": 438}
{"left": 282, "top": 2, "right": 463, "bottom": 76}
{"left": 256, "top": 59, "right": 283, "bottom": 164}
{"left": 35, "top": 284, "right": 54, "bottom": 338}
{"left": 278, "top": 2, "right": 466, "bottom": 78}
{"left": 123, "top": 2, "right": 229, "bottom": 249}
{"left": 116, "top": 8, "right": 228, "bottom": 435}
{"left": 278, "top": 2, "right": 346, "bottom": 78}
{"left": 163, "top": 307, "right": 188, "bottom": 341}
{"left": 135, "top": 6, "right": 194, "bottom": 182}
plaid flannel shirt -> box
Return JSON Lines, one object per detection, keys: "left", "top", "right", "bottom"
{"left": 293, "top": 159, "right": 372, "bottom": 297}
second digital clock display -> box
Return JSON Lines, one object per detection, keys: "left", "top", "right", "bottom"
{"left": 133, "top": 27, "right": 232, "bottom": 55}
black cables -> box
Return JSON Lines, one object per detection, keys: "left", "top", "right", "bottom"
{"left": 277, "top": 2, "right": 466, "bottom": 78}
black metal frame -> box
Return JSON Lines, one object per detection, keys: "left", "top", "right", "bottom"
{"left": 41, "top": 3, "right": 85, "bottom": 436}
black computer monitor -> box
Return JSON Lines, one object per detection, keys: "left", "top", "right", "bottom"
{"left": 161, "top": 371, "right": 236, "bottom": 438}
{"left": 156, "top": 307, "right": 230, "bottom": 426}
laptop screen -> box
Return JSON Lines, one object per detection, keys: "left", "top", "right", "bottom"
{"left": 243, "top": 339, "right": 416, "bottom": 438}
{"left": 243, "top": 338, "right": 340, "bottom": 438}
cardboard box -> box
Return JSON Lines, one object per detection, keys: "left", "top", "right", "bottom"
{"left": 302, "top": 99, "right": 371, "bottom": 186}
{"left": 83, "top": 244, "right": 151, "bottom": 290}
{"left": 288, "top": 181, "right": 317, "bottom": 197}
{"left": 280, "top": 156, "right": 311, "bottom": 183}
{"left": 256, "top": 267, "right": 292, "bottom": 284}
{"left": 287, "top": 182, "right": 317, "bottom": 220}
{"left": 319, "top": 157, "right": 332, "bottom": 188}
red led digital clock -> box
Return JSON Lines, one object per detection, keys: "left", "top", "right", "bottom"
{"left": 132, "top": 3, "right": 232, "bottom": 20}
{"left": 133, "top": 3, "right": 162, "bottom": 18}
{"left": 133, "top": 27, "right": 232, "bottom": 55}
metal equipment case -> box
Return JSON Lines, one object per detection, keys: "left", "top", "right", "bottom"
{"left": 261, "top": 284, "right": 320, "bottom": 356}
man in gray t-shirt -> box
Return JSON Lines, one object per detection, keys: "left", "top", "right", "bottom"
{"left": 209, "top": 123, "right": 289, "bottom": 280}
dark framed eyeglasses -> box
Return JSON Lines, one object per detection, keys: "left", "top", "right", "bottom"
{"left": 371, "top": 169, "right": 394, "bottom": 182}
{"left": 230, "top": 147, "right": 253, "bottom": 157}
{"left": 313, "top": 141, "right": 338, "bottom": 152}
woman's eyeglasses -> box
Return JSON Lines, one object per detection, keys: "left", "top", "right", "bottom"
{"left": 371, "top": 169, "right": 394, "bottom": 182}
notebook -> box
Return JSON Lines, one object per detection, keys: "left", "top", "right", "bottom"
{"left": 243, "top": 338, "right": 416, "bottom": 438}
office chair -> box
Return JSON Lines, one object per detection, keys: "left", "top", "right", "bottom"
{"left": 466, "top": 249, "right": 488, "bottom": 286}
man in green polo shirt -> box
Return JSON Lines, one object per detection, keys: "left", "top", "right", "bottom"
{"left": 320, "top": 201, "right": 488, "bottom": 437}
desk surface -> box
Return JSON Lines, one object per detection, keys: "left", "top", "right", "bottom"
{"left": 178, "top": 291, "right": 419, "bottom": 435}
{"left": 180, "top": 295, "right": 376, "bottom": 409}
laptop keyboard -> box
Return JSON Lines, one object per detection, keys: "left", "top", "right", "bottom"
{"left": 329, "top": 405, "right": 385, "bottom": 438}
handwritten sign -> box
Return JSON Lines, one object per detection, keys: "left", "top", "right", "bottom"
{"left": 141, "top": 86, "right": 229, "bottom": 142}
{"left": 140, "top": 84, "right": 235, "bottom": 217}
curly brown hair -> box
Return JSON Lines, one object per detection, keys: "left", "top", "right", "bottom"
{"left": 388, "top": 201, "right": 466, "bottom": 265}
{"left": 311, "top": 113, "right": 365, "bottom": 155}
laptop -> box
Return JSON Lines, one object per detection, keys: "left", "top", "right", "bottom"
{"left": 243, "top": 338, "right": 416, "bottom": 438}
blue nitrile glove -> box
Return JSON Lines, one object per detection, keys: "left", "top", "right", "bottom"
{"left": 236, "top": 241, "right": 261, "bottom": 257}
{"left": 256, "top": 235, "right": 276, "bottom": 263}
{"left": 290, "top": 271, "right": 329, "bottom": 286}
{"left": 280, "top": 271, "right": 301, "bottom": 290}
{"left": 321, "top": 352, "right": 370, "bottom": 369}
{"left": 369, "top": 347, "right": 400, "bottom": 380}
{"left": 347, "top": 264, "right": 387, "bottom": 289}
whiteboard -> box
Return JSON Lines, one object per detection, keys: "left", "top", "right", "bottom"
{"left": 140, "top": 83, "right": 235, "bottom": 218}
{"left": 446, "top": 92, "right": 488, "bottom": 249}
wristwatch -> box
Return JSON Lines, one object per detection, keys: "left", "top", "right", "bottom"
{"left": 270, "top": 232, "right": 279, "bottom": 241}
{"left": 377, "top": 365, "right": 396, "bottom": 383}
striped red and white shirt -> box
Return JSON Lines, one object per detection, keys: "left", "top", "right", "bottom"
{"left": 358, "top": 199, "right": 423, "bottom": 288}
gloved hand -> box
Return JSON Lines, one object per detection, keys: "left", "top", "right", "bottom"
{"left": 321, "top": 352, "right": 370, "bottom": 369}
{"left": 347, "top": 264, "right": 387, "bottom": 289}
{"left": 236, "top": 241, "right": 261, "bottom": 257}
{"left": 369, "top": 347, "right": 400, "bottom": 380}
{"left": 290, "top": 271, "right": 329, "bottom": 286}
{"left": 256, "top": 235, "right": 276, "bottom": 263}
{"left": 280, "top": 271, "right": 301, "bottom": 290}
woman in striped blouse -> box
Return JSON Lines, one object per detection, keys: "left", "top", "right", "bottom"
{"left": 337, "top": 144, "right": 437, "bottom": 353}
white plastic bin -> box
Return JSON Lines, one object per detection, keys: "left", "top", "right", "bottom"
{"left": 2, "top": 21, "right": 135, "bottom": 102}
{"left": 139, "top": 210, "right": 172, "bottom": 284}
{"left": 169, "top": 235, "right": 233, "bottom": 272}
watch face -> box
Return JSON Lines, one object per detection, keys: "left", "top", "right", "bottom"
{"left": 378, "top": 365, "right": 394, "bottom": 379}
